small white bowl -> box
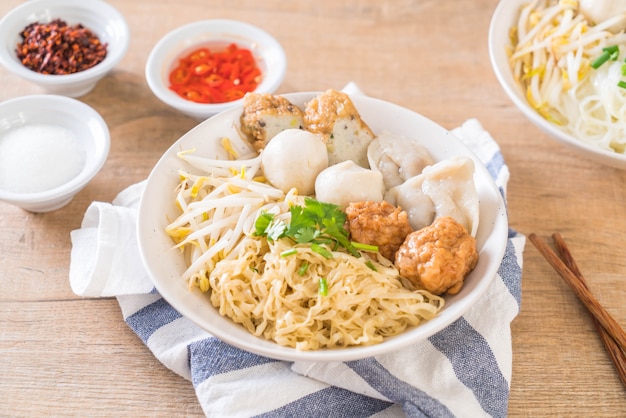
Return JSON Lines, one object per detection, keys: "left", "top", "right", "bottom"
{"left": 0, "top": 95, "right": 110, "bottom": 212}
{"left": 137, "top": 92, "right": 509, "bottom": 362}
{"left": 488, "top": 0, "right": 626, "bottom": 169}
{"left": 0, "top": 0, "right": 130, "bottom": 98}
{"left": 145, "top": 19, "right": 287, "bottom": 120}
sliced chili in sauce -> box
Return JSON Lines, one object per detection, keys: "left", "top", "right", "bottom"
{"left": 168, "top": 43, "right": 262, "bottom": 104}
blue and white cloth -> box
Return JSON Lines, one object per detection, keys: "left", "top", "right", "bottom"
{"left": 70, "top": 117, "right": 525, "bottom": 418}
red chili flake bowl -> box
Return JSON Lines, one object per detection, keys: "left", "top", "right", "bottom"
{"left": 0, "top": 0, "right": 129, "bottom": 97}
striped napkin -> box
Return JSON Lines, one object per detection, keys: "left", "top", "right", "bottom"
{"left": 69, "top": 117, "right": 525, "bottom": 418}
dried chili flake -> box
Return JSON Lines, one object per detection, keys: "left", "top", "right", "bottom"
{"left": 16, "top": 19, "right": 108, "bottom": 75}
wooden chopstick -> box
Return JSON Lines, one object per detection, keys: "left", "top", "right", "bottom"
{"left": 529, "top": 233, "right": 626, "bottom": 388}
{"left": 551, "top": 233, "right": 626, "bottom": 388}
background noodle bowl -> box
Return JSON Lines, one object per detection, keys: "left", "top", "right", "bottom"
{"left": 489, "top": 0, "right": 626, "bottom": 169}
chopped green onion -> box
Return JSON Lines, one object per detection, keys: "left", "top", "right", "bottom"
{"left": 311, "top": 243, "right": 333, "bottom": 259}
{"left": 318, "top": 277, "right": 328, "bottom": 296}
{"left": 592, "top": 46, "right": 620, "bottom": 69}
{"left": 297, "top": 261, "right": 309, "bottom": 276}
{"left": 280, "top": 248, "right": 297, "bottom": 257}
{"left": 592, "top": 51, "right": 611, "bottom": 69}
{"left": 618, "top": 81, "right": 626, "bottom": 89}
{"left": 365, "top": 260, "right": 378, "bottom": 272}
{"left": 351, "top": 241, "right": 379, "bottom": 252}
{"left": 622, "top": 64, "right": 626, "bottom": 76}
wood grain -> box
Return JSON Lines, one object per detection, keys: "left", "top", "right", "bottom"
{"left": 550, "top": 232, "right": 626, "bottom": 389}
{"left": 1, "top": 0, "right": 625, "bottom": 416}
{"left": 529, "top": 233, "right": 626, "bottom": 351}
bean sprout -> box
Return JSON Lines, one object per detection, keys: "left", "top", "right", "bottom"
{"left": 509, "top": 0, "right": 626, "bottom": 153}
{"left": 165, "top": 152, "right": 300, "bottom": 284}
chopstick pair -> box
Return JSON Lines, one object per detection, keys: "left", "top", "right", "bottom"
{"left": 529, "top": 232, "right": 626, "bottom": 389}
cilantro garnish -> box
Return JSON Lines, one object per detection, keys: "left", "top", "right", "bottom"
{"left": 253, "top": 197, "right": 361, "bottom": 257}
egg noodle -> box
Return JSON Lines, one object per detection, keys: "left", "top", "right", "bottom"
{"left": 166, "top": 147, "right": 444, "bottom": 350}
{"left": 509, "top": 0, "right": 626, "bottom": 152}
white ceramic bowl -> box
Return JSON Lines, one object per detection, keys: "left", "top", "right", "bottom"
{"left": 137, "top": 92, "right": 509, "bottom": 362}
{"left": 488, "top": 0, "right": 626, "bottom": 169}
{"left": 145, "top": 19, "right": 287, "bottom": 120}
{"left": 0, "top": 0, "right": 129, "bottom": 98}
{"left": 0, "top": 95, "right": 110, "bottom": 212}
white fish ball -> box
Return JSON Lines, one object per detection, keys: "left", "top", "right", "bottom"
{"left": 315, "top": 160, "right": 384, "bottom": 207}
{"left": 580, "top": 0, "right": 626, "bottom": 32}
{"left": 261, "top": 129, "right": 328, "bottom": 195}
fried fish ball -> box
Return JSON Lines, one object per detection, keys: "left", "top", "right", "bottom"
{"left": 345, "top": 201, "right": 413, "bottom": 261}
{"left": 239, "top": 93, "right": 305, "bottom": 152}
{"left": 304, "top": 89, "right": 375, "bottom": 168}
{"left": 394, "top": 216, "right": 478, "bottom": 295}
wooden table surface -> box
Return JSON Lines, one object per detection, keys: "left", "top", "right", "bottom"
{"left": 1, "top": 0, "right": 625, "bottom": 416}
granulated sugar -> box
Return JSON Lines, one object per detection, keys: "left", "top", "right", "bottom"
{"left": 0, "top": 123, "right": 85, "bottom": 193}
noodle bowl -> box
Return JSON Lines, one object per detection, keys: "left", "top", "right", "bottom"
{"left": 489, "top": 0, "right": 626, "bottom": 169}
{"left": 137, "top": 92, "right": 508, "bottom": 362}
{"left": 507, "top": 0, "right": 626, "bottom": 154}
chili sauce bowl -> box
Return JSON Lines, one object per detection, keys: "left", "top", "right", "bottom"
{"left": 145, "top": 19, "right": 287, "bottom": 120}
{"left": 0, "top": 0, "right": 130, "bottom": 98}
{"left": 0, "top": 95, "right": 110, "bottom": 212}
